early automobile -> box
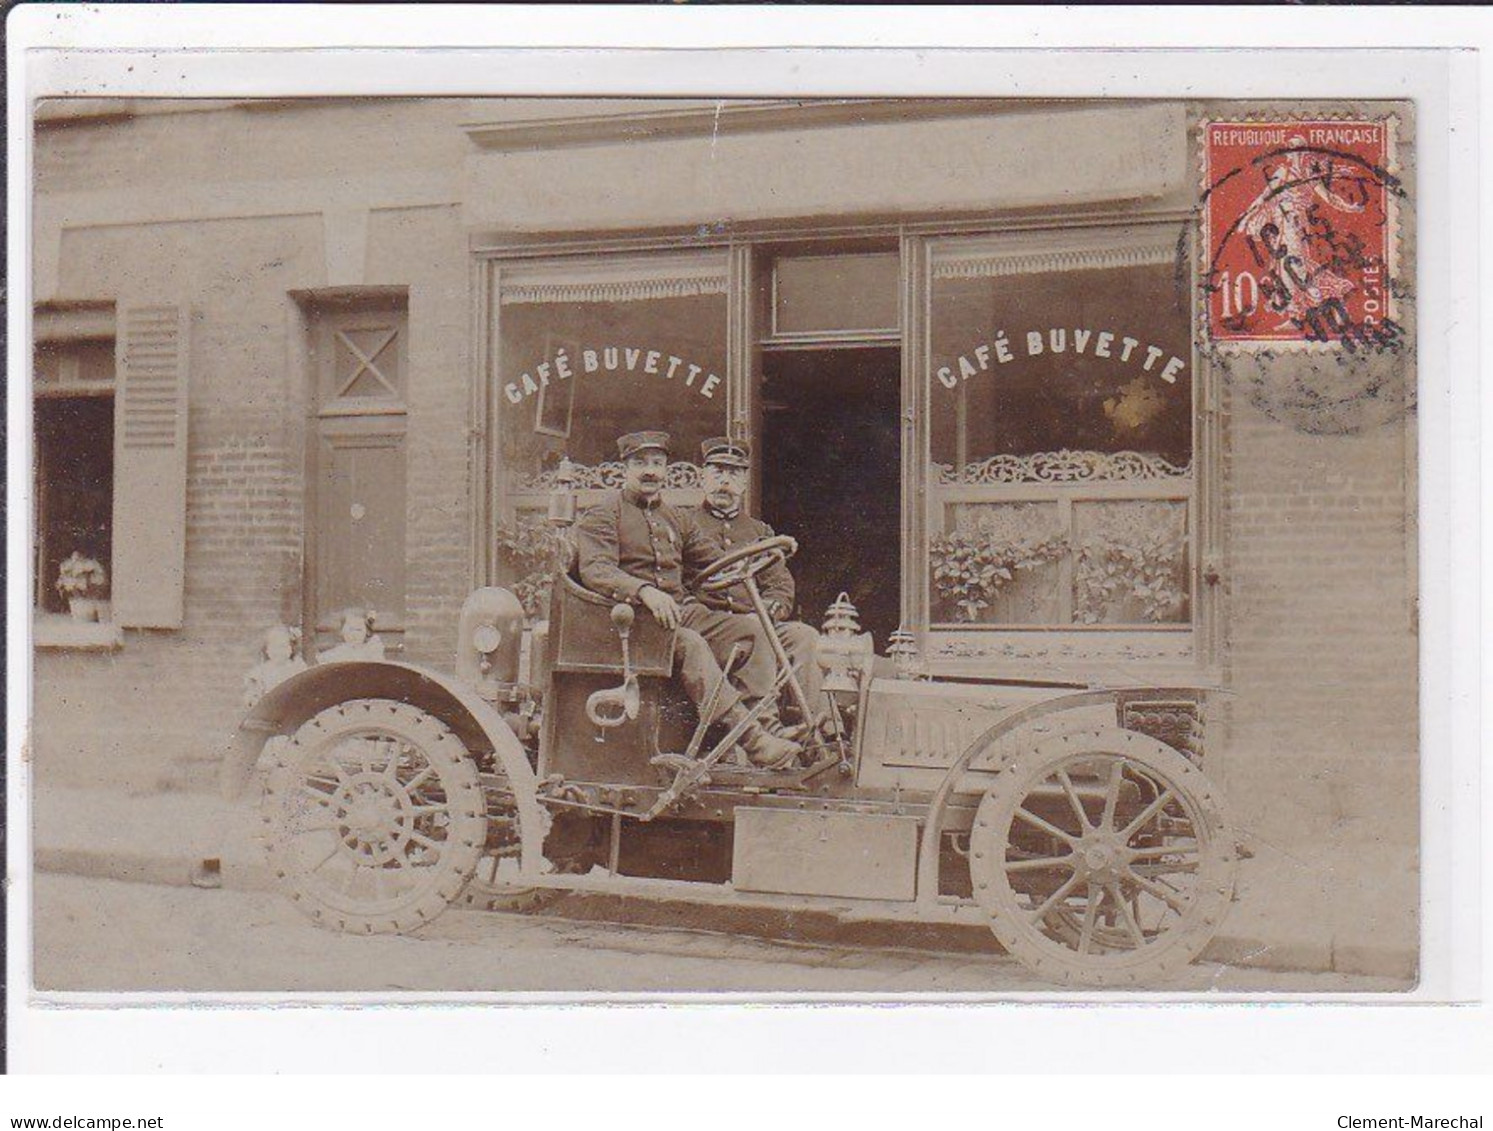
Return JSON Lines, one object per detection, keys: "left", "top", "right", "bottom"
{"left": 225, "top": 527, "right": 1238, "bottom": 988}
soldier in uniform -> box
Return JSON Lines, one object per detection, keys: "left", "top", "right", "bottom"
{"left": 684, "top": 437, "right": 825, "bottom": 733}
{"left": 574, "top": 431, "right": 803, "bottom": 769}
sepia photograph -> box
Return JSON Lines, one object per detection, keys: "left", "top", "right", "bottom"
{"left": 20, "top": 78, "right": 1433, "bottom": 1000}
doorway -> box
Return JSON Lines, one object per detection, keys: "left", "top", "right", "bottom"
{"left": 758, "top": 347, "right": 902, "bottom": 645}
{"left": 304, "top": 294, "right": 410, "bottom": 652}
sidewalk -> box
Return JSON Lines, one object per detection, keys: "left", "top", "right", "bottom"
{"left": 26, "top": 783, "right": 1418, "bottom": 984}
{"left": 32, "top": 782, "right": 273, "bottom": 894}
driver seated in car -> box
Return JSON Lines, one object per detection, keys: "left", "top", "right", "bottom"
{"left": 573, "top": 430, "right": 803, "bottom": 769}
{"left": 682, "top": 437, "right": 824, "bottom": 737}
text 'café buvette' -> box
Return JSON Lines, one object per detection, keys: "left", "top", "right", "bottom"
{"left": 504, "top": 327, "right": 1186, "bottom": 409}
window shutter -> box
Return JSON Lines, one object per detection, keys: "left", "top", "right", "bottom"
{"left": 111, "top": 304, "right": 189, "bottom": 628}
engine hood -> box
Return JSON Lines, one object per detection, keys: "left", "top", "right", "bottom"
{"left": 859, "top": 677, "right": 1071, "bottom": 775}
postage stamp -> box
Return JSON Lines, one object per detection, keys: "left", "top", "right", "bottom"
{"left": 1202, "top": 119, "right": 1401, "bottom": 350}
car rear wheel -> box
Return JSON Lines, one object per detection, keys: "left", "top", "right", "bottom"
{"left": 969, "top": 728, "right": 1237, "bottom": 988}
{"left": 262, "top": 698, "right": 487, "bottom": 934}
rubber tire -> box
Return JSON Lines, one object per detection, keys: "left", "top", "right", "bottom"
{"left": 968, "top": 727, "right": 1237, "bottom": 989}
{"left": 262, "top": 698, "right": 487, "bottom": 935}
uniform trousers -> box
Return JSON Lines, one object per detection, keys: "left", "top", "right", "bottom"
{"left": 671, "top": 626, "right": 742, "bottom": 725}
{"left": 679, "top": 602, "right": 778, "bottom": 703}
{"left": 667, "top": 609, "right": 798, "bottom": 727}
{"left": 678, "top": 603, "right": 827, "bottom": 723}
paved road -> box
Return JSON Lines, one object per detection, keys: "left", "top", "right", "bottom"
{"left": 31, "top": 874, "right": 1403, "bottom": 995}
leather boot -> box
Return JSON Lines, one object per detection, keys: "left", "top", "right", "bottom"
{"left": 720, "top": 701, "right": 803, "bottom": 769}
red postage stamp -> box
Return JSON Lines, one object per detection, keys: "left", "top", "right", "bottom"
{"left": 1202, "top": 119, "right": 1400, "bottom": 348}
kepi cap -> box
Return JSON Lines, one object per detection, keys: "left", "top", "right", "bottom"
{"left": 617, "top": 430, "right": 671, "bottom": 460}
{"left": 701, "top": 436, "right": 751, "bottom": 469}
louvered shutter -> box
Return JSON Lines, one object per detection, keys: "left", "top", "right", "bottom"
{"left": 111, "top": 305, "right": 189, "bottom": 628}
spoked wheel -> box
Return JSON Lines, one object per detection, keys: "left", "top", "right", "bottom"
{"left": 262, "top": 698, "right": 487, "bottom": 934}
{"left": 969, "top": 728, "right": 1237, "bottom": 988}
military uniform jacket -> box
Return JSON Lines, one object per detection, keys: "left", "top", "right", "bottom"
{"left": 684, "top": 503, "right": 796, "bottom": 618}
{"left": 574, "top": 488, "right": 711, "bottom": 604}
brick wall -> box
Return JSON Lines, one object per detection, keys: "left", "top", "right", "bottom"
{"left": 35, "top": 211, "right": 321, "bottom": 789}
{"left": 367, "top": 205, "right": 473, "bottom": 667}
{"left": 1219, "top": 384, "right": 1417, "bottom": 835}
{"left": 1199, "top": 353, "right": 1419, "bottom": 973}
{"left": 31, "top": 103, "right": 488, "bottom": 790}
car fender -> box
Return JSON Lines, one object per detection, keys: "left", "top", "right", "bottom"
{"left": 221, "top": 660, "right": 549, "bottom": 873}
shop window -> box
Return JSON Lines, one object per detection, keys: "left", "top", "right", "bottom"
{"left": 926, "top": 225, "right": 1194, "bottom": 632}
{"left": 495, "top": 251, "right": 730, "bottom": 504}
{"left": 489, "top": 251, "right": 731, "bottom": 616}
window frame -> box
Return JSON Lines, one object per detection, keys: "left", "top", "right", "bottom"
{"left": 913, "top": 220, "right": 1216, "bottom": 675}
{"left": 476, "top": 247, "right": 744, "bottom": 584}
{"left": 32, "top": 311, "right": 126, "bottom": 649}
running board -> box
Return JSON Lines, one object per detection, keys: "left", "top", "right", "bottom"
{"left": 514, "top": 868, "right": 985, "bottom": 926}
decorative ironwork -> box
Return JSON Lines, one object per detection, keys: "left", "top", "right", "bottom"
{"left": 928, "top": 637, "right": 1185, "bottom": 663}
{"left": 516, "top": 460, "right": 703, "bottom": 493}
{"left": 500, "top": 276, "right": 727, "bottom": 306}
{"left": 932, "top": 242, "right": 1174, "bottom": 280}
{"left": 1117, "top": 695, "right": 1205, "bottom": 765}
{"left": 936, "top": 449, "right": 1192, "bottom": 486}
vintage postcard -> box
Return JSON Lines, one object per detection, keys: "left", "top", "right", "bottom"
{"left": 20, "top": 86, "right": 1428, "bottom": 1002}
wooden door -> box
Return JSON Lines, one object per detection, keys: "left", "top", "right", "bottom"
{"left": 315, "top": 417, "right": 407, "bottom": 632}
{"left": 309, "top": 300, "right": 409, "bottom": 640}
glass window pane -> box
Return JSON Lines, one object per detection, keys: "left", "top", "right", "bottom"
{"left": 34, "top": 394, "right": 115, "bottom": 613}
{"left": 773, "top": 253, "right": 899, "bottom": 336}
{"left": 931, "top": 502, "right": 1065, "bottom": 626}
{"left": 74, "top": 340, "right": 115, "bottom": 385}
{"left": 925, "top": 228, "right": 1195, "bottom": 634}
{"left": 930, "top": 262, "right": 1192, "bottom": 478}
{"left": 497, "top": 277, "right": 728, "bottom": 489}
{"left": 36, "top": 339, "right": 114, "bottom": 388}
{"left": 1073, "top": 499, "right": 1190, "bottom": 625}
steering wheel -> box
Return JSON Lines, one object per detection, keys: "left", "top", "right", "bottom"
{"left": 696, "top": 534, "right": 798, "bottom": 594}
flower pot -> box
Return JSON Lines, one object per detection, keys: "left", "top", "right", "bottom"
{"left": 67, "top": 596, "right": 103, "bottom": 623}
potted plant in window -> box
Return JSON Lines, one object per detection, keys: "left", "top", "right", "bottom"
{"left": 1074, "top": 503, "right": 1188, "bottom": 625}
{"left": 55, "top": 552, "right": 109, "bottom": 622}
{"left": 494, "top": 518, "right": 572, "bottom": 625}
{"left": 929, "top": 510, "right": 1070, "bottom": 624}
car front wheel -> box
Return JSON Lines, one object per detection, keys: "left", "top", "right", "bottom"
{"left": 262, "top": 698, "right": 487, "bottom": 934}
{"left": 969, "top": 727, "right": 1237, "bottom": 988}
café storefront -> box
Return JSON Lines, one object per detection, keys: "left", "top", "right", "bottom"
{"left": 475, "top": 215, "right": 1214, "bottom": 683}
